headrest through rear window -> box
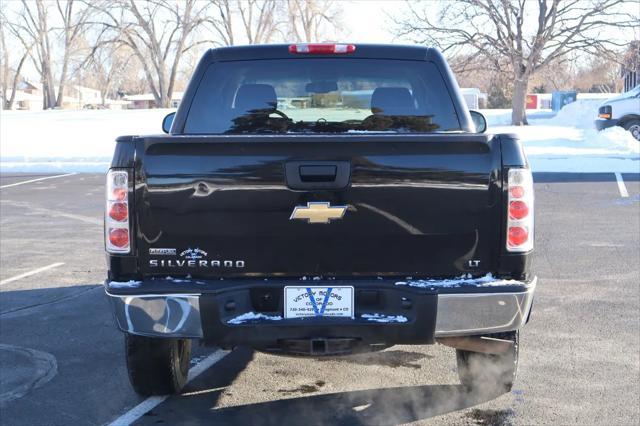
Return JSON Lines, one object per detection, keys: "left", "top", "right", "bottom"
{"left": 234, "top": 84, "right": 277, "bottom": 114}
{"left": 370, "top": 87, "right": 415, "bottom": 115}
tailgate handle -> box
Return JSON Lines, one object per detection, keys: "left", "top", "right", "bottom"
{"left": 299, "top": 165, "right": 337, "bottom": 182}
{"left": 285, "top": 161, "right": 351, "bottom": 190}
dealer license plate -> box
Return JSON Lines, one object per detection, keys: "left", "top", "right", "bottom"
{"left": 284, "top": 286, "right": 354, "bottom": 319}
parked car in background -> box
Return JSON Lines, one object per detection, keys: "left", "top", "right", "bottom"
{"left": 595, "top": 85, "right": 640, "bottom": 140}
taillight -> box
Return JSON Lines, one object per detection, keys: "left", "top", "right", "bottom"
{"left": 109, "top": 228, "right": 129, "bottom": 248}
{"left": 509, "top": 200, "right": 529, "bottom": 219}
{"left": 105, "top": 170, "right": 130, "bottom": 253}
{"left": 509, "top": 186, "right": 525, "bottom": 198}
{"left": 508, "top": 226, "right": 528, "bottom": 246}
{"left": 288, "top": 43, "right": 356, "bottom": 54}
{"left": 108, "top": 202, "right": 128, "bottom": 222}
{"left": 506, "top": 168, "right": 534, "bottom": 252}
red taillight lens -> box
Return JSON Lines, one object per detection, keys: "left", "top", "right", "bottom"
{"left": 288, "top": 43, "right": 356, "bottom": 54}
{"left": 509, "top": 200, "right": 529, "bottom": 219}
{"left": 106, "top": 170, "right": 130, "bottom": 253}
{"left": 508, "top": 226, "right": 528, "bottom": 246}
{"left": 509, "top": 186, "right": 525, "bottom": 198}
{"left": 109, "top": 228, "right": 129, "bottom": 248}
{"left": 109, "top": 202, "right": 128, "bottom": 222}
{"left": 506, "top": 168, "right": 534, "bottom": 252}
{"left": 112, "top": 187, "right": 127, "bottom": 201}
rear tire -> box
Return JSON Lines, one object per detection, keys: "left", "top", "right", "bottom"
{"left": 623, "top": 119, "right": 640, "bottom": 141}
{"left": 455, "top": 330, "right": 519, "bottom": 393}
{"left": 125, "top": 334, "right": 191, "bottom": 396}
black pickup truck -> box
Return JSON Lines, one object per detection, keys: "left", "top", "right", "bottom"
{"left": 104, "top": 43, "right": 536, "bottom": 396}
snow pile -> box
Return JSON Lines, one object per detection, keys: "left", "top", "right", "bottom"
{"left": 0, "top": 109, "right": 171, "bottom": 172}
{"left": 489, "top": 99, "right": 639, "bottom": 173}
{"left": 535, "top": 99, "right": 602, "bottom": 129}
{"left": 481, "top": 99, "right": 602, "bottom": 129}
{"left": 492, "top": 123, "right": 638, "bottom": 172}
{"left": 480, "top": 109, "right": 512, "bottom": 126}
{"left": 590, "top": 126, "right": 640, "bottom": 154}
{"left": 522, "top": 126, "right": 640, "bottom": 157}
{"left": 227, "top": 312, "right": 283, "bottom": 324}
{"left": 395, "top": 273, "right": 520, "bottom": 289}
{"left": 361, "top": 313, "right": 408, "bottom": 323}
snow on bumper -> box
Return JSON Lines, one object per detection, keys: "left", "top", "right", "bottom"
{"left": 106, "top": 276, "right": 536, "bottom": 340}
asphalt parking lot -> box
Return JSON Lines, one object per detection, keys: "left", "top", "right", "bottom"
{"left": 1, "top": 172, "right": 639, "bottom": 426}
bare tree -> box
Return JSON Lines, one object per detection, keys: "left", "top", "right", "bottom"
{"left": 394, "top": 0, "right": 639, "bottom": 125}
{"left": 5, "top": 0, "right": 94, "bottom": 109}
{"left": 0, "top": 10, "right": 33, "bottom": 110}
{"left": 84, "top": 44, "right": 134, "bottom": 105}
{"left": 96, "top": 0, "right": 212, "bottom": 108}
{"left": 208, "top": 0, "right": 235, "bottom": 46}
{"left": 205, "top": 0, "right": 282, "bottom": 46}
{"left": 8, "top": 0, "right": 56, "bottom": 109}
{"left": 54, "top": 0, "right": 94, "bottom": 107}
{"left": 530, "top": 56, "right": 579, "bottom": 92}
{"left": 239, "top": 0, "right": 281, "bottom": 44}
{"left": 287, "top": 0, "right": 342, "bottom": 42}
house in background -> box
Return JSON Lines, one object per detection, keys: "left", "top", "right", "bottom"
{"left": 125, "top": 92, "right": 183, "bottom": 109}
{"left": 2, "top": 80, "right": 128, "bottom": 110}
{"left": 620, "top": 40, "right": 640, "bottom": 92}
{"left": 6, "top": 80, "right": 44, "bottom": 110}
{"left": 17, "top": 80, "right": 40, "bottom": 95}
{"left": 64, "top": 85, "right": 102, "bottom": 108}
{"left": 622, "top": 70, "right": 637, "bottom": 92}
{"left": 621, "top": 41, "right": 638, "bottom": 92}
{"left": 460, "top": 88, "right": 487, "bottom": 109}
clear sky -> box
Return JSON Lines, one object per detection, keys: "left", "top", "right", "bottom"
{"left": 339, "top": 0, "right": 402, "bottom": 44}
{"left": 339, "top": 0, "right": 639, "bottom": 46}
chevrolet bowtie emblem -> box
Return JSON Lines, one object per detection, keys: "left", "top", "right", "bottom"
{"left": 290, "top": 202, "right": 347, "bottom": 224}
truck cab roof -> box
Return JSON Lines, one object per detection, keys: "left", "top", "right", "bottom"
{"left": 206, "top": 43, "right": 443, "bottom": 62}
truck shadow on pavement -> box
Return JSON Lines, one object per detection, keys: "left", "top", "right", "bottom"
{"left": 143, "top": 347, "right": 503, "bottom": 426}
{"left": 202, "top": 384, "right": 498, "bottom": 426}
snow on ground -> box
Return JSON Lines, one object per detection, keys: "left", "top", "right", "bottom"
{"left": 0, "top": 109, "right": 171, "bottom": 173}
{"left": 0, "top": 99, "right": 638, "bottom": 173}
{"left": 485, "top": 100, "right": 639, "bottom": 173}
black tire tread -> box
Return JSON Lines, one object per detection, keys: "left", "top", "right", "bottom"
{"left": 125, "top": 334, "right": 191, "bottom": 396}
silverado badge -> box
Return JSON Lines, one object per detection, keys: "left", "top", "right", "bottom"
{"left": 290, "top": 202, "right": 347, "bottom": 224}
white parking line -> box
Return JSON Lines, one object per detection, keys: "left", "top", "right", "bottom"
{"left": 0, "top": 263, "right": 65, "bottom": 286}
{"left": 108, "top": 349, "right": 230, "bottom": 426}
{"left": 3, "top": 200, "right": 102, "bottom": 225}
{"left": 0, "top": 173, "right": 77, "bottom": 189}
{"left": 614, "top": 172, "right": 629, "bottom": 198}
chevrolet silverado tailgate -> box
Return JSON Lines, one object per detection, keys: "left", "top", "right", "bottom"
{"left": 134, "top": 134, "right": 502, "bottom": 278}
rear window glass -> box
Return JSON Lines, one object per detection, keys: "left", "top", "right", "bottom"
{"left": 184, "top": 59, "right": 460, "bottom": 134}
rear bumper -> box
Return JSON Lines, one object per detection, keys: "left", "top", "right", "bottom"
{"left": 106, "top": 276, "right": 536, "bottom": 349}
{"left": 595, "top": 118, "right": 619, "bottom": 130}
